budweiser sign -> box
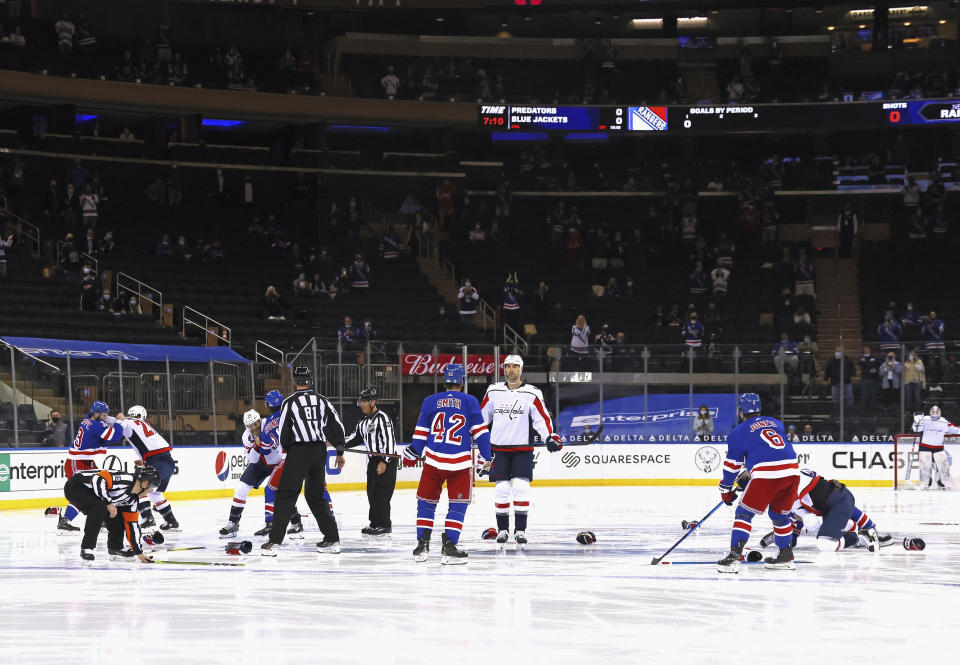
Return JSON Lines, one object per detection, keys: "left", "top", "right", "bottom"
{"left": 401, "top": 354, "right": 499, "bottom": 376}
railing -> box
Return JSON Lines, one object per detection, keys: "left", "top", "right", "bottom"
{"left": 0, "top": 195, "right": 40, "bottom": 256}
{"left": 254, "top": 339, "right": 285, "bottom": 365}
{"left": 79, "top": 251, "right": 98, "bottom": 277}
{"left": 182, "top": 306, "right": 232, "bottom": 346}
{"left": 115, "top": 272, "right": 163, "bottom": 317}
{"left": 503, "top": 324, "right": 529, "bottom": 355}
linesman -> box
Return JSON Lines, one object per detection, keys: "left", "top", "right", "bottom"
{"left": 262, "top": 366, "right": 346, "bottom": 556}
{"left": 345, "top": 387, "right": 398, "bottom": 536}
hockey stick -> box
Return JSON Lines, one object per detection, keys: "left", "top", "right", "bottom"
{"left": 534, "top": 424, "right": 605, "bottom": 448}
{"left": 651, "top": 493, "right": 735, "bottom": 565}
{"left": 151, "top": 559, "right": 245, "bottom": 567}
{"left": 341, "top": 448, "right": 403, "bottom": 460}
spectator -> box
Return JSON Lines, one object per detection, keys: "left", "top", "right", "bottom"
{"left": 350, "top": 254, "right": 370, "bottom": 292}
{"left": 786, "top": 424, "right": 799, "bottom": 443}
{"left": 262, "top": 285, "right": 286, "bottom": 320}
{"left": 604, "top": 277, "right": 620, "bottom": 298}
{"left": 380, "top": 226, "right": 403, "bottom": 261}
{"left": 713, "top": 233, "right": 735, "bottom": 268}
{"left": 338, "top": 316, "right": 359, "bottom": 345}
{"left": 76, "top": 13, "right": 96, "bottom": 53}
{"left": 83, "top": 228, "right": 97, "bottom": 255}
{"left": 710, "top": 260, "right": 730, "bottom": 299}
{"left": 903, "top": 349, "right": 926, "bottom": 412}
{"left": 79, "top": 265, "right": 98, "bottom": 312}
{"left": 570, "top": 314, "right": 591, "bottom": 358}
{"left": 360, "top": 318, "right": 377, "bottom": 342}
{"left": 155, "top": 234, "right": 173, "bottom": 260}
{"left": 79, "top": 185, "right": 98, "bottom": 229}
{"left": 793, "top": 306, "right": 812, "bottom": 337}
{"left": 802, "top": 424, "right": 815, "bottom": 439}
{"left": 859, "top": 345, "right": 881, "bottom": 414}
{"left": 155, "top": 23, "right": 172, "bottom": 63}
{"left": 468, "top": 223, "right": 486, "bottom": 244}
{"left": 0, "top": 232, "right": 13, "bottom": 277}
{"left": 793, "top": 248, "right": 815, "bottom": 299}
{"left": 503, "top": 272, "right": 522, "bottom": 329}
{"left": 126, "top": 295, "right": 142, "bottom": 316}
{"left": 42, "top": 410, "right": 70, "bottom": 446}
{"left": 798, "top": 334, "right": 819, "bottom": 384}
{"left": 824, "top": 346, "right": 855, "bottom": 406}
{"left": 3, "top": 26, "right": 25, "bottom": 47}
{"left": 311, "top": 273, "right": 331, "bottom": 300}
{"left": 167, "top": 52, "right": 188, "bottom": 85}
{"left": 66, "top": 159, "right": 89, "bottom": 190}
{"left": 119, "top": 127, "right": 136, "bottom": 141}
{"left": 173, "top": 235, "right": 193, "bottom": 263}
{"left": 145, "top": 178, "right": 166, "bottom": 205}
{"left": 115, "top": 49, "right": 136, "bottom": 82}
{"left": 901, "top": 301, "right": 922, "bottom": 341}
{"left": 902, "top": 175, "right": 921, "bottom": 222}
{"left": 332, "top": 266, "right": 352, "bottom": 299}
{"left": 97, "top": 290, "right": 113, "bottom": 313}
{"left": 682, "top": 311, "right": 704, "bottom": 350}
{"left": 457, "top": 278, "right": 479, "bottom": 325}
{"left": 62, "top": 183, "right": 78, "bottom": 229}
{"left": 837, "top": 203, "right": 859, "bottom": 259}
{"left": 879, "top": 351, "right": 902, "bottom": 408}
{"left": 689, "top": 260, "right": 707, "bottom": 296}
{"left": 381, "top": 66, "right": 400, "bottom": 100}
{"left": 772, "top": 332, "right": 799, "bottom": 377}
{"left": 921, "top": 311, "right": 947, "bottom": 387}
{"left": 435, "top": 178, "right": 455, "bottom": 229}
{"left": 563, "top": 227, "right": 584, "bottom": 268}
{"left": 877, "top": 312, "right": 902, "bottom": 352}
{"left": 867, "top": 155, "right": 886, "bottom": 185}
{"left": 293, "top": 272, "right": 311, "bottom": 296}
{"left": 54, "top": 14, "right": 75, "bottom": 55}
{"left": 694, "top": 405, "right": 714, "bottom": 440}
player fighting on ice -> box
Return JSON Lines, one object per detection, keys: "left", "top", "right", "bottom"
{"left": 63, "top": 464, "right": 160, "bottom": 564}
{"left": 219, "top": 391, "right": 307, "bottom": 539}
{"left": 717, "top": 393, "right": 800, "bottom": 573}
{"left": 57, "top": 400, "right": 115, "bottom": 534}
{"left": 911, "top": 405, "right": 959, "bottom": 489}
{"left": 403, "top": 363, "right": 492, "bottom": 564}
{"left": 480, "top": 354, "right": 563, "bottom": 548}
{"left": 101, "top": 406, "right": 180, "bottom": 531}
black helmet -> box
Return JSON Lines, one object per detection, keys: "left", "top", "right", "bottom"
{"left": 292, "top": 365, "right": 313, "bottom": 386}
{"left": 135, "top": 465, "right": 161, "bottom": 489}
{"left": 357, "top": 386, "right": 378, "bottom": 405}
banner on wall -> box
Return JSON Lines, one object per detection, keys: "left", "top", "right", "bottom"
{"left": 401, "top": 354, "right": 500, "bottom": 376}
{"left": 557, "top": 393, "right": 739, "bottom": 439}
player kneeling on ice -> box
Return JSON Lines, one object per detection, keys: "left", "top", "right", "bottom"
{"left": 481, "top": 354, "right": 563, "bottom": 548}
{"left": 717, "top": 393, "right": 800, "bottom": 574}
{"left": 63, "top": 464, "right": 159, "bottom": 564}
{"left": 912, "top": 405, "right": 959, "bottom": 490}
{"left": 102, "top": 406, "right": 179, "bottom": 531}
{"left": 759, "top": 468, "right": 888, "bottom": 553}
{"left": 403, "top": 364, "right": 492, "bottom": 564}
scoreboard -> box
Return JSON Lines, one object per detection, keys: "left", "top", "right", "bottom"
{"left": 479, "top": 99, "right": 960, "bottom": 135}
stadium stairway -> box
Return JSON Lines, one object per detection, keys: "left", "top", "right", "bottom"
{"left": 813, "top": 257, "right": 864, "bottom": 374}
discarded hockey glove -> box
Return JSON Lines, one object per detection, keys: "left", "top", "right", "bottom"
{"left": 546, "top": 434, "right": 563, "bottom": 452}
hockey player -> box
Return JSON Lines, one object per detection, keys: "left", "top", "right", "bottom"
{"left": 911, "top": 405, "right": 958, "bottom": 489}
{"left": 58, "top": 400, "right": 113, "bottom": 534}
{"left": 403, "top": 364, "right": 492, "bottom": 564}
{"left": 480, "top": 354, "right": 562, "bottom": 548}
{"left": 101, "top": 406, "right": 180, "bottom": 531}
{"left": 717, "top": 393, "right": 800, "bottom": 573}
{"left": 763, "top": 468, "right": 884, "bottom": 553}
{"left": 63, "top": 464, "right": 159, "bottom": 564}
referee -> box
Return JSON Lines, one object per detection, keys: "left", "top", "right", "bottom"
{"left": 262, "top": 366, "right": 346, "bottom": 556}
{"left": 344, "top": 387, "right": 397, "bottom": 536}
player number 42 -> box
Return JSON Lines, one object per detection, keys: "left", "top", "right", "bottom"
{"left": 430, "top": 413, "right": 466, "bottom": 444}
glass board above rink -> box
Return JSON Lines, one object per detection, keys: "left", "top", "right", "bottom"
{"left": 479, "top": 99, "right": 960, "bottom": 135}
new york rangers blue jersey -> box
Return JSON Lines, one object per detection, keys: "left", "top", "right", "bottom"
{"left": 720, "top": 415, "right": 799, "bottom": 488}
{"left": 256, "top": 411, "right": 284, "bottom": 466}
{"left": 410, "top": 390, "right": 491, "bottom": 471}
{"left": 69, "top": 417, "right": 110, "bottom": 460}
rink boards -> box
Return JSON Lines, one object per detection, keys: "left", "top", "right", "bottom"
{"left": 0, "top": 441, "right": 907, "bottom": 509}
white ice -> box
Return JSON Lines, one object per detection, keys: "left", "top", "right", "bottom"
{"left": 1, "top": 486, "right": 959, "bottom": 665}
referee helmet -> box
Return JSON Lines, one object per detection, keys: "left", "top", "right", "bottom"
{"left": 357, "top": 387, "right": 378, "bottom": 406}
{"left": 292, "top": 365, "right": 313, "bottom": 387}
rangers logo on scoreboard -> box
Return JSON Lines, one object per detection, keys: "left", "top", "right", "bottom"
{"left": 628, "top": 106, "right": 668, "bottom": 131}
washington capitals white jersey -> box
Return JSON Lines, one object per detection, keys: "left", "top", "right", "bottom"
{"left": 912, "top": 415, "right": 960, "bottom": 449}
{"left": 410, "top": 390, "right": 491, "bottom": 471}
{"left": 102, "top": 419, "right": 172, "bottom": 461}
{"left": 480, "top": 382, "right": 559, "bottom": 452}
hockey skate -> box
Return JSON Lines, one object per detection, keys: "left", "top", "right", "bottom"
{"left": 260, "top": 541, "right": 280, "bottom": 557}
{"left": 57, "top": 516, "right": 80, "bottom": 534}
{"left": 316, "top": 540, "right": 341, "bottom": 554}
{"left": 413, "top": 535, "right": 430, "bottom": 562}
{"left": 108, "top": 548, "right": 136, "bottom": 561}
{"left": 361, "top": 525, "right": 376, "bottom": 536}
{"left": 514, "top": 530, "right": 528, "bottom": 549}
{"left": 440, "top": 534, "right": 468, "bottom": 565}
{"left": 717, "top": 541, "right": 744, "bottom": 574}
{"left": 764, "top": 547, "right": 796, "bottom": 570}
{"left": 140, "top": 515, "right": 156, "bottom": 529}
{"left": 219, "top": 521, "right": 239, "bottom": 539}
{"left": 287, "top": 522, "right": 305, "bottom": 540}
{"left": 877, "top": 532, "right": 894, "bottom": 547}
{"left": 858, "top": 527, "right": 880, "bottom": 553}
{"left": 253, "top": 523, "right": 273, "bottom": 537}
{"left": 367, "top": 526, "right": 392, "bottom": 537}
{"left": 80, "top": 549, "right": 95, "bottom": 566}
{"left": 495, "top": 529, "right": 510, "bottom": 549}
{"left": 159, "top": 518, "right": 180, "bottom": 533}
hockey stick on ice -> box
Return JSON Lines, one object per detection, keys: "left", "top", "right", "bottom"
{"left": 151, "top": 559, "right": 245, "bottom": 567}
{"left": 534, "top": 424, "right": 605, "bottom": 448}
{"left": 651, "top": 490, "right": 739, "bottom": 565}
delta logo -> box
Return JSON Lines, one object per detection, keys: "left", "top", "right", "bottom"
{"left": 215, "top": 451, "right": 230, "bottom": 481}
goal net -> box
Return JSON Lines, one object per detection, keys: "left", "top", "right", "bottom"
{"left": 893, "top": 434, "right": 960, "bottom": 490}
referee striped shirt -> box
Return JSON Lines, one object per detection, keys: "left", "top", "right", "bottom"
{"left": 345, "top": 409, "right": 397, "bottom": 456}
{"left": 278, "top": 390, "right": 346, "bottom": 453}
{"left": 75, "top": 469, "right": 144, "bottom": 553}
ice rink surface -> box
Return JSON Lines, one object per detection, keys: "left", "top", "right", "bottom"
{"left": 1, "top": 485, "right": 959, "bottom": 665}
